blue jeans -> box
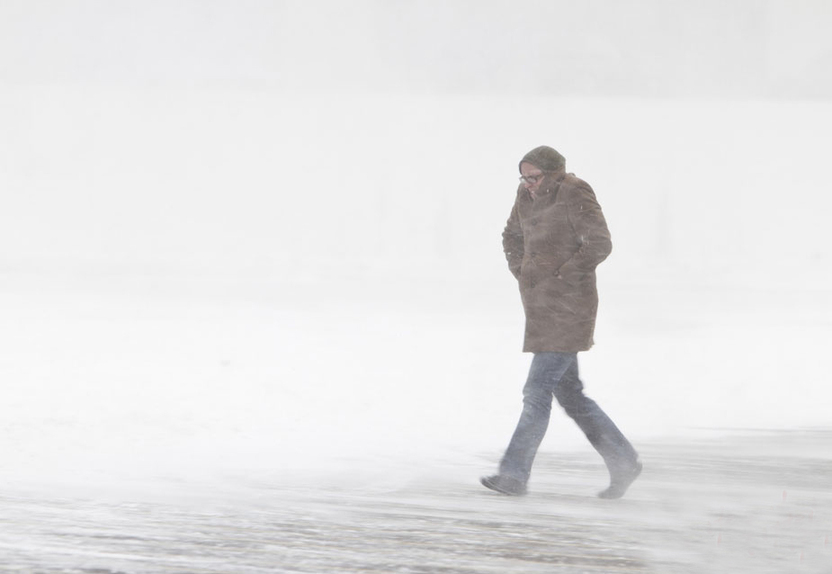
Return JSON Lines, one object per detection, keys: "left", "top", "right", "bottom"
{"left": 499, "top": 352, "right": 638, "bottom": 484}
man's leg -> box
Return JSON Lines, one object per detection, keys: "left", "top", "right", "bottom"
{"left": 482, "top": 352, "right": 575, "bottom": 494}
{"left": 554, "top": 360, "right": 641, "bottom": 498}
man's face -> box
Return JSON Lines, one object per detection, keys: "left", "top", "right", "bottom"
{"left": 519, "top": 162, "right": 546, "bottom": 198}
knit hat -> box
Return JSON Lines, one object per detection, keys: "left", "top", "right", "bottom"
{"left": 519, "top": 146, "right": 566, "bottom": 172}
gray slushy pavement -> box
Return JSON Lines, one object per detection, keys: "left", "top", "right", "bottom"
{"left": 1, "top": 429, "right": 830, "bottom": 573}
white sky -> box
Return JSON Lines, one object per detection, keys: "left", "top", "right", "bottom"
{"left": 1, "top": 0, "right": 831, "bottom": 98}
{"left": 2, "top": 1, "right": 831, "bottom": 285}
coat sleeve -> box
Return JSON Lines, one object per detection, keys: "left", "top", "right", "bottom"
{"left": 559, "top": 183, "right": 612, "bottom": 274}
{"left": 502, "top": 194, "right": 524, "bottom": 280}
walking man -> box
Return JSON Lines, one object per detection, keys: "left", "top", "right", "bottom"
{"left": 481, "top": 146, "right": 641, "bottom": 499}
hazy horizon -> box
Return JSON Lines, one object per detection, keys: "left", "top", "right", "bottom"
{"left": 2, "top": 4, "right": 831, "bottom": 572}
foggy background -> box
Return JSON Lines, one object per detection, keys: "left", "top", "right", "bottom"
{"left": 2, "top": 0, "right": 832, "bottom": 488}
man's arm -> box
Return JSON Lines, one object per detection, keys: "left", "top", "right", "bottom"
{"left": 558, "top": 183, "right": 612, "bottom": 276}
{"left": 502, "top": 196, "right": 524, "bottom": 279}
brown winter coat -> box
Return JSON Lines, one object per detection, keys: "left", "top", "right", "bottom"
{"left": 502, "top": 171, "right": 612, "bottom": 352}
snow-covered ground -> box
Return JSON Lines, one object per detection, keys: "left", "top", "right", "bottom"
{"left": 2, "top": 91, "right": 831, "bottom": 572}
{"left": 2, "top": 263, "right": 830, "bottom": 490}
{"left": 2, "top": 424, "right": 831, "bottom": 573}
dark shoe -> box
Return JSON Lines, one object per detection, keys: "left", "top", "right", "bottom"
{"left": 598, "top": 460, "right": 642, "bottom": 499}
{"left": 480, "top": 474, "right": 527, "bottom": 496}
